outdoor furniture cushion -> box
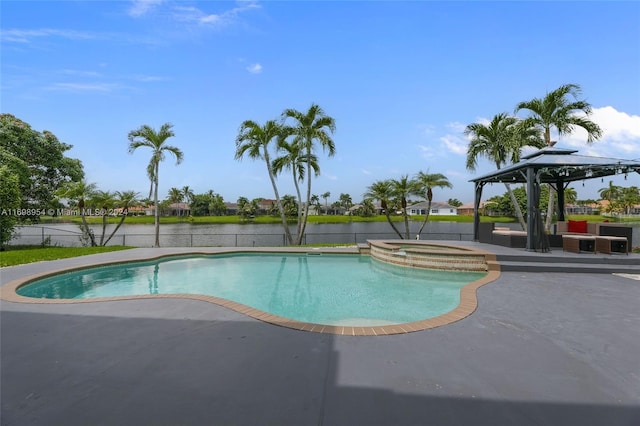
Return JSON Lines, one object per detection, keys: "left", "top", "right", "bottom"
{"left": 567, "top": 220, "right": 588, "bottom": 234}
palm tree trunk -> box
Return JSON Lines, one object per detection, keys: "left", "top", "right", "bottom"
{"left": 153, "top": 163, "right": 160, "bottom": 247}
{"left": 265, "top": 151, "right": 293, "bottom": 245}
{"left": 292, "top": 169, "right": 304, "bottom": 244}
{"left": 543, "top": 129, "right": 555, "bottom": 233}
{"left": 103, "top": 214, "right": 127, "bottom": 246}
{"left": 384, "top": 212, "right": 404, "bottom": 239}
{"left": 99, "top": 214, "right": 107, "bottom": 246}
{"left": 504, "top": 183, "right": 527, "bottom": 230}
{"left": 80, "top": 213, "right": 97, "bottom": 246}
{"left": 403, "top": 212, "right": 410, "bottom": 239}
{"left": 545, "top": 188, "right": 555, "bottom": 232}
{"left": 296, "top": 149, "right": 313, "bottom": 246}
{"left": 416, "top": 199, "right": 433, "bottom": 238}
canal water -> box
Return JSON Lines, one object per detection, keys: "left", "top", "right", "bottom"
{"left": 11, "top": 222, "right": 476, "bottom": 247}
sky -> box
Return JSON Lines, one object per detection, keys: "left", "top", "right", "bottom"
{"left": 2, "top": 0, "right": 640, "bottom": 206}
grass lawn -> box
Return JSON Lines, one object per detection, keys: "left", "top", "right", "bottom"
{"left": 0, "top": 246, "right": 132, "bottom": 268}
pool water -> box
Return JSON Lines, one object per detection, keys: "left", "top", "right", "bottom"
{"left": 17, "top": 254, "right": 486, "bottom": 326}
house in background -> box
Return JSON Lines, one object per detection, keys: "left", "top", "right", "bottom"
{"left": 407, "top": 201, "right": 457, "bottom": 216}
{"left": 457, "top": 201, "right": 489, "bottom": 216}
{"left": 565, "top": 203, "right": 601, "bottom": 215}
{"left": 169, "top": 202, "right": 191, "bottom": 216}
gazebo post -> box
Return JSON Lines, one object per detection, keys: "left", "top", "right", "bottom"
{"left": 473, "top": 181, "right": 484, "bottom": 241}
{"left": 557, "top": 179, "right": 566, "bottom": 222}
{"left": 526, "top": 167, "right": 535, "bottom": 251}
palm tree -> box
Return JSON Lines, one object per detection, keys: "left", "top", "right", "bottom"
{"left": 272, "top": 137, "right": 319, "bottom": 243}
{"left": 310, "top": 194, "right": 321, "bottom": 215}
{"left": 465, "top": 113, "right": 544, "bottom": 230}
{"left": 235, "top": 119, "right": 294, "bottom": 245}
{"left": 167, "top": 187, "right": 183, "bottom": 204}
{"left": 321, "top": 191, "right": 331, "bottom": 215}
{"left": 280, "top": 194, "right": 299, "bottom": 218}
{"left": 56, "top": 180, "right": 98, "bottom": 246}
{"left": 103, "top": 190, "right": 139, "bottom": 246}
{"left": 562, "top": 187, "right": 578, "bottom": 218}
{"left": 128, "top": 123, "right": 183, "bottom": 248}
{"left": 91, "top": 190, "right": 117, "bottom": 246}
{"left": 599, "top": 181, "right": 621, "bottom": 202}
{"left": 339, "top": 193, "right": 353, "bottom": 211}
{"left": 620, "top": 186, "right": 640, "bottom": 215}
{"left": 516, "top": 83, "right": 602, "bottom": 231}
{"left": 413, "top": 171, "right": 452, "bottom": 239}
{"left": 364, "top": 180, "right": 403, "bottom": 238}
{"left": 236, "top": 196, "right": 253, "bottom": 220}
{"left": 390, "top": 175, "right": 416, "bottom": 239}
{"left": 181, "top": 186, "right": 195, "bottom": 204}
{"left": 282, "top": 104, "right": 336, "bottom": 245}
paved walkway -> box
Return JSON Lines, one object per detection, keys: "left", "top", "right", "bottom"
{"left": 1, "top": 247, "right": 639, "bottom": 425}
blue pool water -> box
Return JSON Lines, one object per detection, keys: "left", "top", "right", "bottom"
{"left": 17, "top": 254, "right": 486, "bottom": 326}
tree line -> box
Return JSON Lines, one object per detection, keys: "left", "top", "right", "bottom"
{"left": 3, "top": 84, "right": 633, "bottom": 248}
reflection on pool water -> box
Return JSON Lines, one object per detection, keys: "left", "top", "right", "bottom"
{"left": 17, "top": 253, "right": 487, "bottom": 326}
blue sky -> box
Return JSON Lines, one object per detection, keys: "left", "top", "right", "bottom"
{"left": 2, "top": 0, "right": 639, "bottom": 205}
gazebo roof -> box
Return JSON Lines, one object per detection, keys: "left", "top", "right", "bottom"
{"left": 470, "top": 147, "right": 640, "bottom": 185}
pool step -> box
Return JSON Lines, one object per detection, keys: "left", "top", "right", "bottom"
{"left": 496, "top": 254, "right": 640, "bottom": 274}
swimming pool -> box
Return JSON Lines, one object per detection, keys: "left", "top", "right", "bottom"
{"left": 15, "top": 253, "right": 489, "bottom": 329}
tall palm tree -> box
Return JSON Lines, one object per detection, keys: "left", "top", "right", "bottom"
{"left": 167, "top": 187, "right": 183, "bottom": 204}
{"left": 56, "top": 180, "right": 97, "bottom": 246}
{"left": 364, "top": 180, "right": 403, "bottom": 238}
{"left": 128, "top": 123, "right": 183, "bottom": 248}
{"left": 599, "top": 181, "right": 622, "bottom": 213}
{"left": 272, "top": 137, "right": 319, "bottom": 243}
{"left": 282, "top": 104, "right": 336, "bottom": 245}
{"left": 516, "top": 83, "right": 602, "bottom": 231}
{"left": 413, "top": 171, "right": 452, "bottom": 238}
{"left": 339, "top": 193, "right": 353, "bottom": 210}
{"left": 181, "top": 186, "right": 195, "bottom": 204}
{"left": 321, "top": 191, "right": 331, "bottom": 215}
{"left": 235, "top": 119, "right": 293, "bottom": 245}
{"left": 598, "top": 181, "right": 621, "bottom": 202}
{"left": 390, "top": 175, "right": 416, "bottom": 239}
{"left": 310, "top": 194, "right": 321, "bottom": 215}
{"left": 465, "top": 113, "right": 544, "bottom": 230}
{"left": 620, "top": 186, "right": 640, "bottom": 215}
{"left": 103, "top": 190, "right": 139, "bottom": 246}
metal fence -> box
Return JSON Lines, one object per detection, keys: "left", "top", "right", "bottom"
{"left": 8, "top": 226, "right": 475, "bottom": 248}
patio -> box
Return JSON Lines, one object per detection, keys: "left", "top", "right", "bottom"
{"left": 1, "top": 247, "right": 639, "bottom": 425}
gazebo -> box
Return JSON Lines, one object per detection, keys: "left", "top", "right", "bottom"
{"left": 470, "top": 147, "right": 640, "bottom": 252}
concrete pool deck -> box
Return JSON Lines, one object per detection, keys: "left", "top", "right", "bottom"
{"left": 1, "top": 244, "right": 639, "bottom": 425}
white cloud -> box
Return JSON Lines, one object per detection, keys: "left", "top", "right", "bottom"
{"left": 48, "top": 82, "right": 121, "bottom": 92}
{"left": 246, "top": 63, "right": 263, "bottom": 74}
{"left": 417, "top": 124, "right": 436, "bottom": 136}
{"left": 171, "top": 1, "right": 260, "bottom": 27}
{"left": 361, "top": 169, "right": 372, "bottom": 175}
{"left": 130, "top": 74, "right": 166, "bottom": 82}
{"left": 562, "top": 106, "right": 640, "bottom": 159}
{"left": 1, "top": 28, "right": 96, "bottom": 43}
{"left": 446, "top": 121, "right": 468, "bottom": 133}
{"left": 128, "top": 0, "right": 164, "bottom": 17}
{"left": 439, "top": 135, "right": 468, "bottom": 155}
{"left": 60, "top": 69, "right": 103, "bottom": 77}
{"left": 417, "top": 144, "right": 436, "bottom": 159}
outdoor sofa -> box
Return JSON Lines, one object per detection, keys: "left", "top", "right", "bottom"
{"left": 556, "top": 220, "right": 630, "bottom": 254}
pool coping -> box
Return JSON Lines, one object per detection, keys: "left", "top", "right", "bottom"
{"left": 0, "top": 243, "right": 501, "bottom": 335}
